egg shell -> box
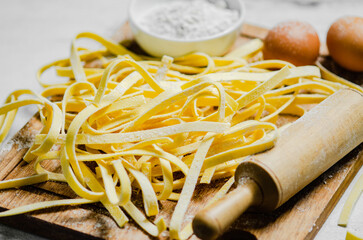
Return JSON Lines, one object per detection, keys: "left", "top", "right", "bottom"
{"left": 326, "top": 16, "right": 363, "bottom": 72}
{"left": 263, "top": 21, "right": 320, "bottom": 66}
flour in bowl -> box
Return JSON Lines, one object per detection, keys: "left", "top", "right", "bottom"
{"left": 140, "top": 0, "right": 239, "bottom": 40}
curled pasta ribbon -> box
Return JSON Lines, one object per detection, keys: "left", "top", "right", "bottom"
{"left": 0, "top": 90, "right": 39, "bottom": 142}
{"left": 0, "top": 33, "right": 355, "bottom": 238}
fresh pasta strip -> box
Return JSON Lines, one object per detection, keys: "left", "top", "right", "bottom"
{"left": 31, "top": 101, "right": 62, "bottom": 156}
{"left": 174, "top": 52, "right": 215, "bottom": 76}
{"left": 338, "top": 173, "right": 363, "bottom": 227}
{"left": 55, "top": 66, "right": 104, "bottom": 78}
{"left": 128, "top": 168, "right": 159, "bottom": 216}
{"left": 80, "top": 161, "right": 129, "bottom": 227}
{"left": 112, "top": 159, "right": 132, "bottom": 206}
{"left": 236, "top": 66, "right": 290, "bottom": 109}
{"left": 261, "top": 91, "right": 298, "bottom": 122}
{"left": 34, "top": 158, "right": 66, "bottom": 182}
{"left": 169, "top": 133, "right": 215, "bottom": 239}
{"left": 0, "top": 32, "right": 356, "bottom": 239}
{"left": 99, "top": 162, "right": 121, "bottom": 205}
{"left": 0, "top": 95, "right": 18, "bottom": 142}
{"left": 0, "top": 198, "right": 96, "bottom": 217}
{"left": 122, "top": 201, "right": 166, "bottom": 237}
{"left": 264, "top": 82, "right": 335, "bottom": 98}
{"left": 200, "top": 166, "right": 216, "bottom": 184}
{"left": 203, "top": 130, "right": 277, "bottom": 169}
{"left": 0, "top": 99, "right": 43, "bottom": 115}
{"left": 60, "top": 149, "right": 104, "bottom": 201}
{"left": 225, "top": 38, "right": 264, "bottom": 58}
{"left": 0, "top": 174, "right": 48, "bottom": 189}
{"left": 71, "top": 40, "right": 88, "bottom": 83}
{"left": 115, "top": 137, "right": 173, "bottom": 152}
{"left": 266, "top": 94, "right": 327, "bottom": 105}
{"left": 61, "top": 81, "right": 96, "bottom": 133}
{"left": 155, "top": 157, "right": 173, "bottom": 200}
{"left": 191, "top": 65, "right": 320, "bottom": 88}
{"left": 316, "top": 61, "right": 363, "bottom": 93}
{"left": 75, "top": 32, "right": 141, "bottom": 60}
{"left": 247, "top": 59, "right": 295, "bottom": 69}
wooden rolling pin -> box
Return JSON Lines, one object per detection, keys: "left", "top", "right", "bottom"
{"left": 192, "top": 88, "right": 363, "bottom": 240}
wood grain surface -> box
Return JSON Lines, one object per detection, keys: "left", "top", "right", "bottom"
{"left": 0, "top": 23, "right": 362, "bottom": 240}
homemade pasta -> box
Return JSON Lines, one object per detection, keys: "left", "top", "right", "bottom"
{"left": 0, "top": 32, "right": 361, "bottom": 239}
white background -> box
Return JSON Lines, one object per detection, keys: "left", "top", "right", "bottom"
{"left": 0, "top": 0, "right": 362, "bottom": 239}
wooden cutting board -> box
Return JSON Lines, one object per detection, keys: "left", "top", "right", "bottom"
{"left": 0, "top": 22, "right": 362, "bottom": 240}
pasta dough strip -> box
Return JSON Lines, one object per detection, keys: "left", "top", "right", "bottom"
{"left": 0, "top": 198, "right": 96, "bottom": 217}
{"left": 169, "top": 133, "right": 215, "bottom": 239}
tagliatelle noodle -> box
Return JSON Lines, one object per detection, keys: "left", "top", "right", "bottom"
{"left": 112, "top": 159, "right": 132, "bottom": 206}
{"left": 79, "top": 160, "right": 129, "bottom": 226}
{"left": 0, "top": 32, "right": 361, "bottom": 239}
{"left": 0, "top": 90, "right": 35, "bottom": 142}
{"left": 0, "top": 173, "right": 49, "bottom": 189}
{"left": 0, "top": 198, "right": 97, "bottom": 217}
{"left": 122, "top": 201, "right": 166, "bottom": 237}
{"left": 225, "top": 38, "right": 264, "bottom": 59}
{"left": 338, "top": 173, "right": 363, "bottom": 227}
{"left": 170, "top": 133, "right": 216, "bottom": 239}
{"left": 316, "top": 61, "right": 363, "bottom": 93}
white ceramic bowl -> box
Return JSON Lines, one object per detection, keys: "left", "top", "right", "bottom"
{"left": 128, "top": 0, "right": 245, "bottom": 57}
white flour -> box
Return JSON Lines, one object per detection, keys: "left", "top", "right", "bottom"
{"left": 140, "top": 0, "right": 239, "bottom": 40}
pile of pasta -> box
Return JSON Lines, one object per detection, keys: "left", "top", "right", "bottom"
{"left": 0, "top": 33, "right": 361, "bottom": 239}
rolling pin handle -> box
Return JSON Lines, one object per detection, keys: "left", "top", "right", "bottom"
{"left": 192, "top": 178, "right": 263, "bottom": 240}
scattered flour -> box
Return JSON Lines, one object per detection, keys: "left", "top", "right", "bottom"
{"left": 140, "top": 0, "right": 239, "bottom": 40}
{"left": 0, "top": 132, "right": 34, "bottom": 155}
{"left": 309, "top": 223, "right": 316, "bottom": 233}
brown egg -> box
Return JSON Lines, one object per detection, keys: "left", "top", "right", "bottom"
{"left": 327, "top": 16, "right": 363, "bottom": 72}
{"left": 263, "top": 21, "right": 320, "bottom": 66}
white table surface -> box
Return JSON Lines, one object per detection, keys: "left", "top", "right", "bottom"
{"left": 0, "top": 0, "right": 362, "bottom": 239}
